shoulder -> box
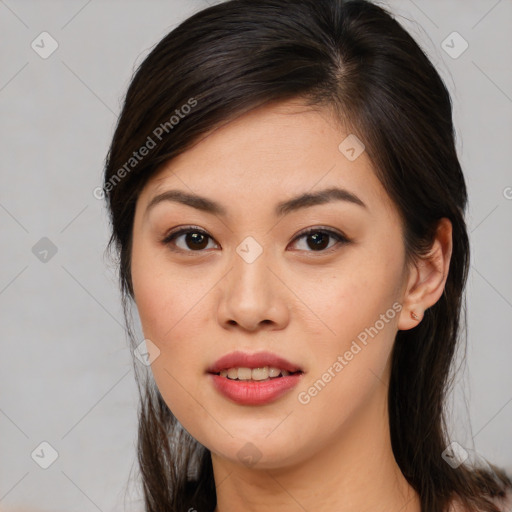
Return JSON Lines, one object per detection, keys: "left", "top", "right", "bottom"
{"left": 448, "top": 488, "right": 512, "bottom": 512}
{"left": 495, "top": 487, "right": 512, "bottom": 511}
{"left": 487, "top": 486, "right": 512, "bottom": 512}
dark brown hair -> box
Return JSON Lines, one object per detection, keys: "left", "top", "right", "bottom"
{"left": 102, "top": 0, "right": 512, "bottom": 510}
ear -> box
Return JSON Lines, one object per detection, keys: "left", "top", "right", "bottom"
{"left": 398, "top": 217, "right": 453, "bottom": 331}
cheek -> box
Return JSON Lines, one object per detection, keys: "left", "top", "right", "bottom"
{"left": 131, "top": 237, "right": 193, "bottom": 340}
{"left": 132, "top": 259, "right": 208, "bottom": 428}
{"left": 292, "top": 277, "right": 399, "bottom": 439}
{"left": 133, "top": 267, "right": 206, "bottom": 365}
{"left": 130, "top": 238, "right": 211, "bottom": 388}
{"left": 294, "top": 247, "right": 403, "bottom": 401}
{"left": 298, "top": 266, "right": 398, "bottom": 354}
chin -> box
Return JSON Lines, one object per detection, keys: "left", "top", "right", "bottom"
{"left": 199, "top": 426, "right": 309, "bottom": 470}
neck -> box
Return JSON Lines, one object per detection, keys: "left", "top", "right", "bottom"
{"left": 211, "top": 380, "right": 421, "bottom": 512}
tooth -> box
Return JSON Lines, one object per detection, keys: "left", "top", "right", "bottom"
{"left": 227, "top": 368, "right": 239, "bottom": 379}
{"left": 237, "top": 367, "right": 252, "bottom": 380}
{"left": 221, "top": 366, "right": 294, "bottom": 380}
{"left": 251, "top": 366, "right": 269, "bottom": 380}
{"left": 268, "top": 367, "right": 281, "bottom": 378}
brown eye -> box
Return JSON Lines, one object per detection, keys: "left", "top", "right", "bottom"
{"left": 161, "top": 226, "right": 349, "bottom": 255}
{"left": 162, "top": 227, "right": 218, "bottom": 252}
{"left": 290, "top": 228, "right": 349, "bottom": 253}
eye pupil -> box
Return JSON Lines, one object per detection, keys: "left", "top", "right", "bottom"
{"left": 186, "top": 232, "right": 208, "bottom": 250}
{"left": 308, "top": 232, "right": 329, "bottom": 251}
{"left": 166, "top": 228, "right": 343, "bottom": 254}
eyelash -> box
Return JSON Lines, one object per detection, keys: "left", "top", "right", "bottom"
{"left": 161, "top": 225, "right": 350, "bottom": 255}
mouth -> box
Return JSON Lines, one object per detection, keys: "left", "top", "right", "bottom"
{"left": 206, "top": 350, "right": 303, "bottom": 375}
{"left": 211, "top": 367, "right": 304, "bottom": 382}
{"left": 206, "top": 350, "right": 305, "bottom": 405}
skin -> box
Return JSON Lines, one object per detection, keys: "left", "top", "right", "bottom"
{"left": 130, "top": 98, "right": 453, "bottom": 512}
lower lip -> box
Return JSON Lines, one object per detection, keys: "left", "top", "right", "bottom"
{"left": 208, "top": 373, "right": 303, "bottom": 405}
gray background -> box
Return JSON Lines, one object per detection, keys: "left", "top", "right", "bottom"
{"left": 0, "top": 0, "right": 511, "bottom": 510}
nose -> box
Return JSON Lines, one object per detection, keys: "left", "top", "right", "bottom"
{"left": 216, "top": 247, "right": 290, "bottom": 332}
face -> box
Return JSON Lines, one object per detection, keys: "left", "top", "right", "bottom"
{"left": 130, "top": 99, "right": 411, "bottom": 469}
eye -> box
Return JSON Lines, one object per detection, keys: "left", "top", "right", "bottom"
{"left": 289, "top": 227, "right": 349, "bottom": 253}
{"left": 161, "top": 226, "right": 349, "bottom": 254}
{"left": 161, "top": 226, "right": 218, "bottom": 253}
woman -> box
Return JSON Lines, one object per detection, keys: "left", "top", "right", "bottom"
{"left": 102, "top": 0, "right": 512, "bottom": 510}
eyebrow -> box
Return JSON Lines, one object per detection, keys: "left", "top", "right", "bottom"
{"left": 145, "top": 186, "right": 367, "bottom": 218}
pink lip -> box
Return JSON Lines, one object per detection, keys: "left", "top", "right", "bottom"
{"left": 206, "top": 350, "right": 303, "bottom": 374}
{"left": 208, "top": 373, "right": 303, "bottom": 405}
{"left": 206, "top": 350, "right": 304, "bottom": 406}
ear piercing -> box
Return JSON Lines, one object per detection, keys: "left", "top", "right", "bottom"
{"left": 411, "top": 311, "right": 420, "bottom": 321}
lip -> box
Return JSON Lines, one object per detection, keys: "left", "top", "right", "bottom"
{"left": 206, "top": 350, "right": 303, "bottom": 374}
{"left": 208, "top": 372, "right": 303, "bottom": 405}
{"left": 206, "top": 350, "right": 304, "bottom": 406}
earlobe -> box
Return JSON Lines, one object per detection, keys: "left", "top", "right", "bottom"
{"left": 410, "top": 311, "right": 420, "bottom": 321}
{"left": 397, "top": 217, "right": 453, "bottom": 331}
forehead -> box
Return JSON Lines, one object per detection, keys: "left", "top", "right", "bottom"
{"left": 139, "top": 99, "right": 396, "bottom": 220}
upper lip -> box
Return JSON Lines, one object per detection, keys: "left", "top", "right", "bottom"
{"left": 207, "top": 350, "right": 303, "bottom": 374}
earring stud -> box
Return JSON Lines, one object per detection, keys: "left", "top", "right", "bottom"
{"left": 411, "top": 311, "right": 420, "bottom": 321}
